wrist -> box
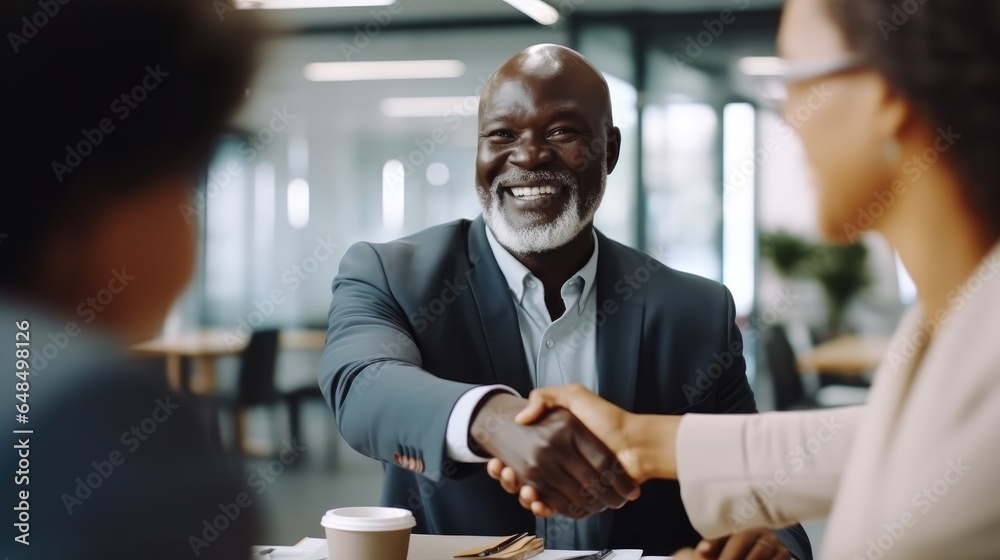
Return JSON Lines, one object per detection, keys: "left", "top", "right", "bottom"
{"left": 622, "top": 414, "right": 679, "bottom": 481}
{"left": 469, "top": 392, "right": 525, "bottom": 457}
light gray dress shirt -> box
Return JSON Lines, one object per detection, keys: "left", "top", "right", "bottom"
{"left": 443, "top": 225, "right": 602, "bottom": 550}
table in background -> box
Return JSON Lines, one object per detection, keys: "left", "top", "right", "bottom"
{"left": 797, "top": 334, "right": 890, "bottom": 376}
{"left": 130, "top": 328, "right": 326, "bottom": 393}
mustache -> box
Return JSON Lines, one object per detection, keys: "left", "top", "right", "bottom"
{"left": 491, "top": 169, "right": 577, "bottom": 193}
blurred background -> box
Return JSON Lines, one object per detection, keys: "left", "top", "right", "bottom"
{"left": 136, "top": 0, "right": 917, "bottom": 548}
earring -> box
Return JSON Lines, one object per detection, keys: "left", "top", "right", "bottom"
{"left": 882, "top": 138, "right": 901, "bottom": 165}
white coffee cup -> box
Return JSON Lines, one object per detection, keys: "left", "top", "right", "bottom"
{"left": 321, "top": 507, "right": 416, "bottom": 560}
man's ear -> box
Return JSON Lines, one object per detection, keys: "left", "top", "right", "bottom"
{"left": 605, "top": 126, "right": 622, "bottom": 174}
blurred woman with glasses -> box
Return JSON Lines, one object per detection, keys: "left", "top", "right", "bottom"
{"left": 489, "top": 1, "right": 1000, "bottom": 558}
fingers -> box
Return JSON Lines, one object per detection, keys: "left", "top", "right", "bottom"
{"left": 708, "top": 530, "right": 757, "bottom": 560}
{"left": 499, "top": 466, "right": 521, "bottom": 494}
{"left": 515, "top": 388, "right": 563, "bottom": 425}
{"left": 496, "top": 400, "right": 638, "bottom": 519}
{"left": 487, "top": 458, "right": 505, "bottom": 481}
{"left": 670, "top": 548, "right": 703, "bottom": 560}
{"left": 696, "top": 536, "right": 727, "bottom": 558}
{"left": 523, "top": 443, "right": 621, "bottom": 519}
{"left": 487, "top": 459, "right": 526, "bottom": 497}
{"left": 515, "top": 384, "right": 591, "bottom": 424}
{"left": 744, "top": 532, "right": 791, "bottom": 560}
{"left": 514, "top": 486, "right": 556, "bottom": 517}
{"left": 489, "top": 458, "right": 554, "bottom": 517}
{"left": 573, "top": 426, "right": 641, "bottom": 507}
{"left": 486, "top": 460, "right": 523, "bottom": 495}
{"left": 532, "top": 461, "right": 607, "bottom": 518}
{"left": 489, "top": 462, "right": 558, "bottom": 517}
{"left": 742, "top": 540, "right": 787, "bottom": 560}
{"left": 697, "top": 530, "right": 790, "bottom": 560}
{"left": 523, "top": 409, "right": 639, "bottom": 513}
{"left": 514, "top": 393, "right": 549, "bottom": 425}
{"left": 529, "top": 499, "right": 556, "bottom": 517}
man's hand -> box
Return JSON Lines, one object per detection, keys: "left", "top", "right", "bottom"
{"left": 515, "top": 384, "right": 639, "bottom": 477}
{"left": 486, "top": 384, "right": 683, "bottom": 516}
{"left": 487, "top": 456, "right": 559, "bottom": 516}
{"left": 672, "top": 530, "right": 793, "bottom": 560}
{"left": 471, "top": 393, "right": 640, "bottom": 518}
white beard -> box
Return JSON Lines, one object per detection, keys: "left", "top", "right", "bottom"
{"left": 480, "top": 160, "right": 607, "bottom": 256}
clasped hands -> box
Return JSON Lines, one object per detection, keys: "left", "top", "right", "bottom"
{"left": 471, "top": 385, "right": 792, "bottom": 560}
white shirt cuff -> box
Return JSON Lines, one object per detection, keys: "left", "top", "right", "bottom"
{"left": 445, "top": 384, "right": 519, "bottom": 463}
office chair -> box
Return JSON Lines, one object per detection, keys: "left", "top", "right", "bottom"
{"left": 283, "top": 384, "right": 331, "bottom": 461}
{"left": 209, "top": 328, "right": 337, "bottom": 466}
{"left": 764, "top": 325, "right": 869, "bottom": 411}
{"left": 224, "top": 328, "right": 282, "bottom": 454}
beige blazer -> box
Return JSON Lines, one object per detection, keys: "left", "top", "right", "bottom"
{"left": 676, "top": 242, "right": 1000, "bottom": 559}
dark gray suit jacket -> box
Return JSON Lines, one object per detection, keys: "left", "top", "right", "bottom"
{"left": 319, "top": 217, "right": 811, "bottom": 558}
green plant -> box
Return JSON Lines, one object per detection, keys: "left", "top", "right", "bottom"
{"left": 759, "top": 231, "right": 871, "bottom": 334}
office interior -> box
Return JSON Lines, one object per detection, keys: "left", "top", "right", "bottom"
{"left": 150, "top": 0, "right": 915, "bottom": 547}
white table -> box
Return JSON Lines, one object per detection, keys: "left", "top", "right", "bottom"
{"left": 259, "top": 535, "right": 667, "bottom": 559}
{"left": 407, "top": 535, "right": 643, "bottom": 559}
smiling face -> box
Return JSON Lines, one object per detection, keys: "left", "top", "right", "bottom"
{"left": 476, "top": 45, "right": 620, "bottom": 255}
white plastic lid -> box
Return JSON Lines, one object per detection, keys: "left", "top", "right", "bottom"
{"left": 321, "top": 507, "right": 416, "bottom": 532}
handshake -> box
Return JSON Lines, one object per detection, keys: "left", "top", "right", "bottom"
{"left": 470, "top": 386, "right": 794, "bottom": 560}
{"left": 469, "top": 384, "right": 669, "bottom": 519}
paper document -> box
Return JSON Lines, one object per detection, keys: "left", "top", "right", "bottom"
{"left": 529, "top": 550, "right": 643, "bottom": 560}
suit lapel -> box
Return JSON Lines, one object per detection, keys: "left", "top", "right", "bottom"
{"left": 466, "top": 221, "right": 644, "bottom": 547}
{"left": 594, "top": 231, "right": 643, "bottom": 412}
{"left": 593, "top": 231, "right": 645, "bottom": 548}
{"left": 466, "top": 217, "right": 534, "bottom": 397}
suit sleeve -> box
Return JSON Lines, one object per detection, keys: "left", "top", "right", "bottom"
{"left": 712, "top": 287, "right": 758, "bottom": 415}
{"left": 677, "top": 407, "right": 863, "bottom": 540}
{"left": 318, "top": 242, "right": 482, "bottom": 482}
{"left": 712, "top": 288, "right": 815, "bottom": 559}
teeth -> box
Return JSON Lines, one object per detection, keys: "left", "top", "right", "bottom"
{"left": 510, "top": 185, "right": 559, "bottom": 198}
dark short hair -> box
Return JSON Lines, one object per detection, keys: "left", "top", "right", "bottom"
{"left": 829, "top": 0, "right": 1000, "bottom": 238}
{"left": 2, "top": 0, "right": 262, "bottom": 288}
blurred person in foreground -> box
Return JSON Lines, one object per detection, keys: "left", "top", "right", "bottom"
{"left": 1, "top": 0, "right": 262, "bottom": 557}
{"left": 320, "top": 43, "right": 810, "bottom": 558}
{"left": 489, "top": 1, "right": 1000, "bottom": 558}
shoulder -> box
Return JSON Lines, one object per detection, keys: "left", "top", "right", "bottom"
{"left": 599, "top": 235, "right": 733, "bottom": 310}
{"left": 21, "top": 357, "right": 257, "bottom": 558}
{"left": 341, "top": 219, "right": 473, "bottom": 273}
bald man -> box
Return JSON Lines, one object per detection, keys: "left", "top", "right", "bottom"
{"left": 319, "top": 45, "right": 811, "bottom": 558}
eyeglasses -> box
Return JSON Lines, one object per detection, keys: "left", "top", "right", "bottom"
{"left": 740, "top": 54, "right": 866, "bottom": 111}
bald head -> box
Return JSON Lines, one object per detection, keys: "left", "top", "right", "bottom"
{"left": 481, "top": 44, "right": 614, "bottom": 128}
{"left": 474, "top": 44, "right": 622, "bottom": 257}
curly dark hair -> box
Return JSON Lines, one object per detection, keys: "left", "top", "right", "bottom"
{"left": 1, "top": 0, "right": 263, "bottom": 288}
{"left": 828, "top": 0, "right": 1000, "bottom": 238}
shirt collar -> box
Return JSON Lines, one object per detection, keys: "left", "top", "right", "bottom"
{"left": 484, "top": 225, "right": 599, "bottom": 314}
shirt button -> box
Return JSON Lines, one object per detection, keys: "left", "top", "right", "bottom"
{"left": 527, "top": 280, "right": 537, "bottom": 289}
{"left": 545, "top": 339, "right": 554, "bottom": 348}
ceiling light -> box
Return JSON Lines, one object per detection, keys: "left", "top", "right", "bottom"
{"left": 379, "top": 96, "right": 479, "bottom": 118}
{"left": 501, "top": 0, "right": 560, "bottom": 25}
{"left": 235, "top": 0, "right": 394, "bottom": 9}
{"left": 304, "top": 60, "right": 466, "bottom": 82}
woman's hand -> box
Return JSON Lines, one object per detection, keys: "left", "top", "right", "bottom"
{"left": 672, "top": 530, "right": 793, "bottom": 560}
